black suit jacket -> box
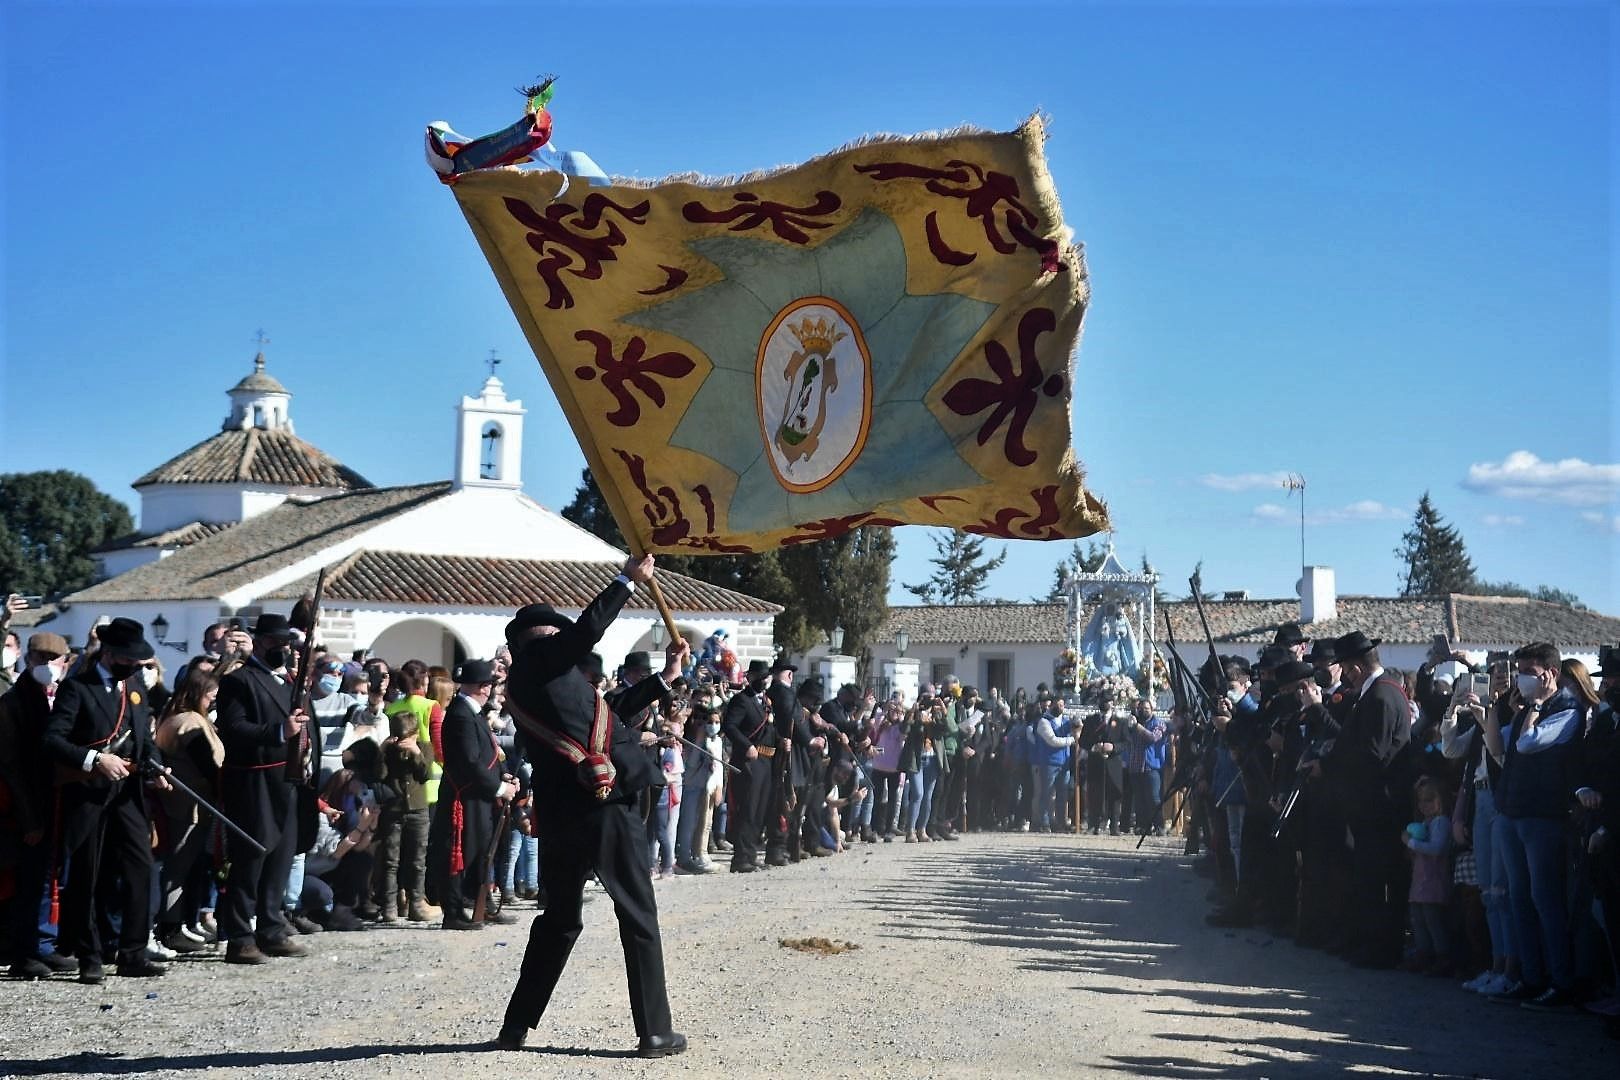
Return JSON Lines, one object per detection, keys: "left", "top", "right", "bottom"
{"left": 1324, "top": 676, "right": 1409, "bottom": 816}
{"left": 216, "top": 661, "right": 302, "bottom": 848}
{"left": 768, "top": 680, "right": 812, "bottom": 786}
{"left": 43, "top": 666, "right": 157, "bottom": 849}
{"left": 441, "top": 695, "right": 502, "bottom": 803}
{"left": 506, "top": 578, "right": 665, "bottom": 818}
{"left": 721, "top": 689, "right": 773, "bottom": 760}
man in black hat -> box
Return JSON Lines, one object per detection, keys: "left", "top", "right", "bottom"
{"left": 432, "top": 659, "right": 517, "bottom": 930}
{"left": 1272, "top": 622, "right": 1309, "bottom": 662}
{"left": 42, "top": 618, "right": 167, "bottom": 981}
{"left": 215, "top": 612, "right": 315, "bottom": 965}
{"left": 764, "top": 656, "right": 811, "bottom": 865}
{"left": 721, "top": 659, "right": 777, "bottom": 872}
{"left": 1319, "top": 630, "right": 1410, "bottom": 968}
{"left": 496, "top": 555, "right": 690, "bottom": 1058}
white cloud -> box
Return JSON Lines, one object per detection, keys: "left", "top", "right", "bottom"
{"left": 1462, "top": 451, "right": 1620, "bottom": 507}
{"left": 1252, "top": 500, "right": 1405, "bottom": 526}
{"left": 1200, "top": 471, "right": 1294, "bottom": 493}
{"left": 1482, "top": 513, "right": 1526, "bottom": 527}
{"left": 1580, "top": 511, "right": 1620, "bottom": 534}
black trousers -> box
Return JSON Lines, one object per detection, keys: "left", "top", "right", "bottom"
{"left": 430, "top": 795, "right": 494, "bottom": 918}
{"left": 505, "top": 802, "right": 672, "bottom": 1038}
{"left": 1086, "top": 758, "right": 1123, "bottom": 828}
{"left": 220, "top": 792, "right": 297, "bottom": 948}
{"left": 58, "top": 784, "right": 153, "bottom": 964}
{"left": 6, "top": 835, "right": 50, "bottom": 960}
{"left": 932, "top": 762, "right": 964, "bottom": 831}
{"left": 765, "top": 762, "right": 800, "bottom": 859}
{"left": 1348, "top": 808, "right": 1405, "bottom": 963}
{"left": 728, "top": 758, "right": 768, "bottom": 867}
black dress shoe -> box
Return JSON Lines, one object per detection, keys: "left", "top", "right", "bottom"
{"left": 116, "top": 958, "right": 168, "bottom": 978}
{"left": 78, "top": 959, "right": 105, "bottom": 984}
{"left": 485, "top": 909, "right": 518, "bottom": 926}
{"left": 9, "top": 957, "right": 51, "bottom": 980}
{"left": 494, "top": 1022, "right": 528, "bottom": 1051}
{"left": 729, "top": 862, "right": 757, "bottom": 873}
{"left": 39, "top": 952, "right": 75, "bottom": 972}
{"left": 636, "top": 1032, "right": 687, "bottom": 1058}
{"left": 442, "top": 915, "right": 484, "bottom": 931}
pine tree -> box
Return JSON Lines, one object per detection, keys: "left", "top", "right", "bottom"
{"left": 905, "top": 528, "right": 1007, "bottom": 605}
{"left": 1396, "top": 492, "right": 1477, "bottom": 596}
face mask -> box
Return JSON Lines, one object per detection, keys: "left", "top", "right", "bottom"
{"left": 318, "top": 675, "right": 343, "bottom": 696}
{"left": 264, "top": 646, "right": 289, "bottom": 670}
{"left": 1225, "top": 688, "right": 1245, "bottom": 705}
{"left": 142, "top": 667, "right": 159, "bottom": 689}
{"left": 1313, "top": 669, "right": 1333, "bottom": 689}
{"left": 207, "top": 709, "right": 218, "bottom": 723}
{"left": 2, "top": 648, "right": 16, "bottom": 670}
{"left": 106, "top": 659, "right": 139, "bottom": 681}
{"left": 1515, "top": 673, "right": 1543, "bottom": 700}
{"left": 706, "top": 722, "right": 720, "bottom": 737}
{"left": 31, "top": 663, "right": 61, "bottom": 687}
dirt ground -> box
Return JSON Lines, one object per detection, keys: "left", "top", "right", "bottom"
{"left": 1, "top": 832, "right": 1610, "bottom": 1079}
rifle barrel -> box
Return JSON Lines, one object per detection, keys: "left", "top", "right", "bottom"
{"left": 150, "top": 764, "right": 267, "bottom": 856}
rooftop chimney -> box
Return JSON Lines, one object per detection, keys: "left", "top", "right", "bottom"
{"left": 1300, "top": 566, "right": 1337, "bottom": 625}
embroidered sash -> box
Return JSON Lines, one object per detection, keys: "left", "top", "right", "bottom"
{"left": 509, "top": 691, "right": 616, "bottom": 801}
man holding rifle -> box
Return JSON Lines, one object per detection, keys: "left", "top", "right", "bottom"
{"left": 43, "top": 618, "right": 169, "bottom": 981}
{"left": 215, "top": 613, "right": 314, "bottom": 965}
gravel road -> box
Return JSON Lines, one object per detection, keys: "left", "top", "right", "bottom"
{"left": 2, "top": 833, "right": 1609, "bottom": 1078}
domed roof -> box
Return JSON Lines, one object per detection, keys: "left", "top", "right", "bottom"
{"left": 134, "top": 428, "right": 372, "bottom": 490}
{"left": 229, "top": 352, "right": 288, "bottom": 395}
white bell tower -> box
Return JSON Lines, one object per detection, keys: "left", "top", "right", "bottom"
{"left": 454, "top": 370, "right": 525, "bottom": 490}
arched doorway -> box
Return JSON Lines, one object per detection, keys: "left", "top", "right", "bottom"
{"left": 367, "top": 618, "right": 469, "bottom": 671}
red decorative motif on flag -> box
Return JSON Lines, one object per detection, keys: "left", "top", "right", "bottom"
{"left": 681, "top": 191, "right": 842, "bottom": 244}
{"left": 853, "top": 159, "right": 1060, "bottom": 272}
{"left": 779, "top": 512, "right": 904, "bottom": 546}
{"left": 966, "top": 485, "right": 1064, "bottom": 539}
{"left": 638, "top": 264, "right": 690, "bottom": 296}
{"left": 502, "top": 193, "right": 650, "bottom": 309}
{"left": 941, "top": 308, "right": 1064, "bottom": 467}
{"left": 613, "top": 450, "right": 751, "bottom": 553}
{"left": 573, "top": 331, "right": 696, "bottom": 427}
{"left": 918, "top": 494, "right": 967, "bottom": 514}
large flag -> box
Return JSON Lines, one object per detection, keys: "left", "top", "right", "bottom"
{"left": 447, "top": 116, "right": 1109, "bottom": 554}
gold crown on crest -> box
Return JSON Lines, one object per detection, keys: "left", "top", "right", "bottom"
{"left": 788, "top": 315, "right": 847, "bottom": 356}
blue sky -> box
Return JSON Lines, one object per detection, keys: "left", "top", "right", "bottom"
{"left": 3, "top": 1, "right": 1615, "bottom": 611}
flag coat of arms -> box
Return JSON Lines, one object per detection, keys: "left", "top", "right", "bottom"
{"left": 448, "top": 116, "right": 1109, "bottom": 554}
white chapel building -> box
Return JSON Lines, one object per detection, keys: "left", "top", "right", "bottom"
{"left": 52, "top": 351, "right": 780, "bottom": 668}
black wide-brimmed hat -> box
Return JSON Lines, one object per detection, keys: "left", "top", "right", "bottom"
{"left": 1592, "top": 646, "right": 1619, "bottom": 679}
{"left": 1306, "top": 639, "right": 1339, "bottom": 665}
{"left": 1333, "top": 631, "right": 1381, "bottom": 659}
{"left": 455, "top": 658, "right": 497, "bottom": 686}
{"left": 1256, "top": 645, "right": 1293, "bottom": 671}
{"left": 579, "top": 652, "right": 605, "bottom": 680}
{"left": 96, "top": 617, "right": 154, "bottom": 661}
{"left": 251, "top": 613, "right": 296, "bottom": 640}
{"left": 506, "top": 603, "right": 572, "bottom": 642}
{"left": 745, "top": 659, "right": 771, "bottom": 680}
{"left": 1273, "top": 660, "right": 1317, "bottom": 686}
{"left": 770, "top": 656, "right": 797, "bottom": 673}
{"left": 623, "top": 651, "right": 652, "bottom": 673}
{"left": 1273, "top": 622, "right": 1308, "bottom": 647}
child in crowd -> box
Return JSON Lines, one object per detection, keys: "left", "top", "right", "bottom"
{"left": 1404, "top": 777, "right": 1454, "bottom": 975}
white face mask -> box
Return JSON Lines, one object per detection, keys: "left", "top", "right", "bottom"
{"left": 1225, "top": 688, "right": 1245, "bottom": 705}
{"left": 1515, "top": 673, "right": 1543, "bottom": 701}
{"left": 142, "top": 667, "right": 160, "bottom": 689}
{"left": 2, "top": 648, "right": 16, "bottom": 670}
{"left": 31, "top": 663, "right": 61, "bottom": 687}
{"left": 706, "top": 722, "right": 721, "bottom": 737}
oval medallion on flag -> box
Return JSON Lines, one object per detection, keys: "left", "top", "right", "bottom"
{"left": 756, "top": 296, "right": 872, "bottom": 493}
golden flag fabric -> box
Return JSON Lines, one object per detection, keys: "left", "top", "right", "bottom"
{"left": 448, "top": 116, "right": 1109, "bottom": 554}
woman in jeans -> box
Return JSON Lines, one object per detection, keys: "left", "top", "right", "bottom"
{"left": 901, "top": 696, "right": 944, "bottom": 842}
{"left": 1443, "top": 663, "right": 1514, "bottom": 994}
{"left": 676, "top": 703, "right": 724, "bottom": 872}
{"left": 152, "top": 668, "right": 222, "bottom": 954}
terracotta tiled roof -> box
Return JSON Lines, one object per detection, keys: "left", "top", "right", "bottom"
{"left": 66, "top": 483, "right": 452, "bottom": 603}
{"left": 877, "top": 603, "right": 1068, "bottom": 645}
{"left": 92, "top": 521, "right": 236, "bottom": 554}
{"left": 269, "top": 550, "right": 783, "bottom": 616}
{"left": 873, "top": 595, "right": 1620, "bottom": 652}
{"left": 134, "top": 429, "right": 371, "bottom": 490}
{"left": 1448, "top": 595, "right": 1620, "bottom": 649}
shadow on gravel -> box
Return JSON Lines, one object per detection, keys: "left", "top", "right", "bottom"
{"left": 3, "top": 1040, "right": 636, "bottom": 1074}
{"left": 862, "top": 841, "right": 1606, "bottom": 1079}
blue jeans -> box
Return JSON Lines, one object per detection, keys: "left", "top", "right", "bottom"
{"left": 676, "top": 784, "right": 713, "bottom": 863}
{"left": 904, "top": 757, "right": 939, "bottom": 832}
{"left": 647, "top": 791, "right": 678, "bottom": 873}
{"left": 1472, "top": 787, "right": 1510, "bottom": 963}
{"left": 1134, "top": 767, "right": 1164, "bottom": 831}
{"left": 1033, "top": 762, "right": 1065, "bottom": 829}
{"left": 502, "top": 829, "right": 538, "bottom": 892}
{"left": 285, "top": 853, "right": 305, "bottom": 913}
{"left": 1497, "top": 814, "right": 1571, "bottom": 989}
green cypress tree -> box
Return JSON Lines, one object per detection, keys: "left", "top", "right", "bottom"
{"left": 1396, "top": 492, "right": 1477, "bottom": 596}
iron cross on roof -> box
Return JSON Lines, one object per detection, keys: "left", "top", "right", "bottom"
{"left": 486, "top": 348, "right": 502, "bottom": 378}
